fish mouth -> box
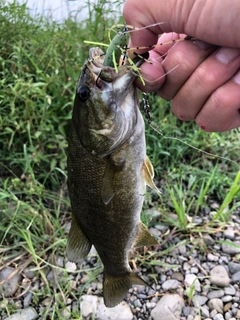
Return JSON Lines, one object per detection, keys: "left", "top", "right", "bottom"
{"left": 76, "top": 47, "right": 147, "bottom": 156}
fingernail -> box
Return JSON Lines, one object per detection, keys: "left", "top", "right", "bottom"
{"left": 215, "top": 47, "right": 240, "bottom": 64}
{"left": 194, "top": 40, "right": 213, "bottom": 50}
{"left": 233, "top": 70, "right": 240, "bottom": 85}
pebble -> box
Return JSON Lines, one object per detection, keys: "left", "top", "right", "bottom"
{"left": 225, "top": 285, "right": 236, "bottom": 295}
{"left": 171, "top": 272, "right": 184, "bottom": 281}
{"left": 201, "top": 306, "right": 210, "bottom": 318}
{"left": 80, "top": 295, "right": 97, "bottom": 318}
{"left": 80, "top": 295, "right": 133, "bottom": 320}
{"left": 65, "top": 261, "right": 77, "bottom": 272}
{"left": 0, "top": 267, "right": 22, "bottom": 297}
{"left": 213, "top": 314, "right": 224, "bottom": 320}
{"left": 192, "top": 294, "right": 208, "bottom": 307}
{"left": 209, "top": 265, "right": 230, "bottom": 287}
{"left": 97, "top": 300, "right": 133, "bottom": 320}
{"left": 231, "top": 271, "right": 240, "bottom": 283}
{"left": 221, "top": 295, "right": 233, "bottom": 303}
{"left": 151, "top": 294, "right": 184, "bottom": 320}
{"left": 208, "top": 298, "right": 223, "bottom": 313}
{"left": 202, "top": 234, "right": 215, "bottom": 246}
{"left": 184, "top": 274, "right": 201, "bottom": 292}
{"left": 5, "top": 308, "right": 38, "bottom": 320}
{"left": 207, "top": 289, "right": 225, "bottom": 299}
{"left": 207, "top": 253, "right": 219, "bottom": 262}
{"left": 224, "top": 229, "right": 235, "bottom": 240}
{"left": 228, "top": 262, "right": 240, "bottom": 274}
{"left": 222, "top": 241, "right": 240, "bottom": 255}
{"left": 162, "top": 279, "right": 181, "bottom": 291}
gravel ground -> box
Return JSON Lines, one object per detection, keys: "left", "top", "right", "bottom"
{"left": 1, "top": 206, "right": 240, "bottom": 320}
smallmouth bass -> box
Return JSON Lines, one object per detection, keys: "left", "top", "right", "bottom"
{"left": 67, "top": 47, "right": 159, "bottom": 307}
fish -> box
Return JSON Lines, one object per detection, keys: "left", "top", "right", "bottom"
{"left": 67, "top": 47, "right": 160, "bottom": 308}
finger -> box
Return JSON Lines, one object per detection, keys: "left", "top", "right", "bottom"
{"left": 157, "top": 39, "right": 217, "bottom": 99}
{"left": 134, "top": 33, "right": 187, "bottom": 92}
{"left": 171, "top": 47, "right": 240, "bottom": 120}
{"left": 123, "top": 0, "right": 240, "bottom": 49}
{"left": 195, "top": 70, "right": 240, "bottom": 132}
{"left": 135, "top": 50, "right": 165, "bottom": 92}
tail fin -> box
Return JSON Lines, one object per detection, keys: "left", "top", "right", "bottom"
{"left": 103, "top": 272, "right": 149, "bottom": 308}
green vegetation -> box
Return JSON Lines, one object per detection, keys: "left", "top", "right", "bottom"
{"left": 0, "top": 0, "right": 239, "bottom": 318}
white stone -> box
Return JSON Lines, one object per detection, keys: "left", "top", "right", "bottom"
{"left": 185, "top": 274, "right": 201, "bottom": 292}
{"left": 210, "top": 266, "right": 230, "bottom": 287}
{"left": 151, "top": 294, "right": 185, "bottom": 320}
{"left": 5, "top": 308, "right": 38, "bottom": 320}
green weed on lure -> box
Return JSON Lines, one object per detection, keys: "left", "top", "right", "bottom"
{"left": 103, "top": 28, "right": 128, "bottom": 68}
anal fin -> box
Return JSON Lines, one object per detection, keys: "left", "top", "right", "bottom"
{"left": 133, "top": 222, "right": 159, "bottom": 248}
{"left": 66, "top": 212, "right": 91, "bottom": 263}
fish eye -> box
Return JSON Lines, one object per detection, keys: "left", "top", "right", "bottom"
{"left": 77, "top": 85, "right": 90, "bottom": 102}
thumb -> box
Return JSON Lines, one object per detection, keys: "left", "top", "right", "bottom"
{"left": 123, "top": 0, "right": 240, "bottom": 50}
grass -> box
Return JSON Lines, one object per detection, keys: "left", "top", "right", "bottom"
{"left": 0, "top": 0, "right": 240, "bottom": 318}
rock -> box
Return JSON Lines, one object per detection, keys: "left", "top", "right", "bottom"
{"left": 228, "top": 262, "right": 240, "bottom": 274}
{"left": 224, "top": 229, "right": 235, "bottom": 240}
{"left": 23, "top": 292, "right": 33, "bottom": 308}
{"left": 225, "top": 312, "right": 232, "bottom": 320}
{"left": 65, "top": 261, "right": 77, "bottom": 272}
{"left": 190, "top": 267, "right": 199, "bottom": 274}
{"left": 162, "top": 279, "right": 181, "bottom": 291}
{"left": 231, "top": 271, "right": 240, "bottom": 283}
{"left": 192, "top": 295, "right": 208, "bottom": 307}
{"left": 183, "top": 262, "right": 191, "bottom": 271}
{"left": 80, "top": 295, "right": 133, "bottom": 320}
{"left": 207, "top": 290, "right": 225, "bottom": 299}
{"left": 202, "top": 234, "right": 215, "bottom": 246}
{"left": 224, "top": 285, "right": 236, "bottom": 296}
{"left": 5, "top": 308, "right": 38, "bottom": 320}
{"left": 171, "top": 272, "right": 184, "bottom": 281}
{"left": 221, "top": 295, "right": 232, "bottom": 303}
{"left": 207, "top": 253, "right": 219, "bottom": 262}
{"left": 178, "top": 244, "right": 187, "bottom": 255}
{"left": 213, "top": 314, "right": 224, "bottom": 320}
{"left": 151, "top": 294, "right": 184, "bottom": 320}
{"left": 201, "top": 306, "right": 210, "bottom": 318}
{"left": 209, "top": 266, "right": 230, "bottom": 287}
{"left": 80, "top": 295, "right": 99, "bottom": 317}
{"left": 62, "top": 305, "right": 71, "bottom": 319}
{"left": 184, "top": 274, "right": 201, "bottom": 292}
{"left": 97, "top": 299, "right": 133, "bottom": 320}
{"left": 208, "top": 298, "right": 223, "bottom": 313}
{"left": 222, "top": 241, "right": 240, "bottom": 255}
{"left": 0, "top": 267, "right": 22, "bottom": 297}
{"left": 223, "top": 302, "right": 232, "bottom": 312}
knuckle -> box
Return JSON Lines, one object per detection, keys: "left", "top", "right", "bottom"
{"left": 194, "top": 65, "right": 218, "bottom": 89}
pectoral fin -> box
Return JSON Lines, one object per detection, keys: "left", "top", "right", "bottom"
{"left": 101, "top": 162, "right": 115, "bottom": 205}
{"left": 133, "top": 222, "right": 159, "bottom": 248}
{"left": 103, "top": 272, "right": 149, "bottom": 308}
{"left": 66, "top": 212, "right": 91, "bottom": 262}
{"left": 142, "top": 156, "right": 161, "bottom": 193}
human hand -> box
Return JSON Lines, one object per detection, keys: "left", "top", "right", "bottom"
{"left": 123, "top": 0, "right": 240, "bottom": 132}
